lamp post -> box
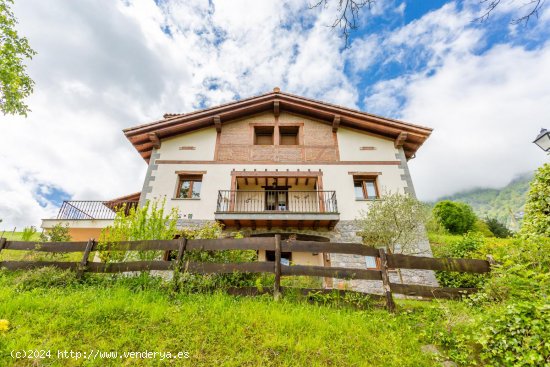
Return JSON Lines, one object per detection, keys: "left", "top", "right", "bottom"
{"left": 533, "top": 128, "right": 550, "bottom": 152}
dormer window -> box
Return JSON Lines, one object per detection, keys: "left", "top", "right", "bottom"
{"left": 254, "top": 126, "right": 274, "bottom": 145}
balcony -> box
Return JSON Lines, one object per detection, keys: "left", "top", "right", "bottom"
{"left": 215, "top": 190, "right": 339, "bottom": 229}
{"left": 57, "top": 200, "right": 139, "bottom": 220}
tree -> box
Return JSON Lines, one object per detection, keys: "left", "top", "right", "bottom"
{"left": 0, "top": 0, "right": 36, "bottom": 116}
{"left": 357, "top": 192, "right": 431, "bottom": 255}
{"left": 312, "top": 0, "right": 545, "bottom": 47}
{"left": 310, "top": 0, "right": 374, "bottom": 46}
{"left": 433, "top": 200, "right": 477, "bottom": 235}
{"left": 99, "top": 200, "right": 179, "bottom": 263}
{"left": 520, "top": 163, "right": 550, "bottom": 238}
{"left": 485, "top": 217, "right": 512, "bottom": 238}
{"left": 474, "top": 0, "right": 544, "bottom": 24}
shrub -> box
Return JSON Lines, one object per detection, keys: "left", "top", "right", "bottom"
{"left": 484, "top": 217, "right": 512, "bottom": 238}
{"left": 433, "top": 201, "right": 477, "bottom": 234}
{"left": 99, "top": 199, "right": 179, "bottom": 262}
{"left": 476, "top": 236, "right": 550, "bottom": 303}
{"left": 39, "top": 222, "right": 71, "bottom": 242}
{"left": 473, "top": 219, "right": 494, "bottom": 237}
{"left": 434, "top": 232, "right": 487, "bottom": 288}
{"left": 479, "top": 301, "right": 550, "bottom": 366}
{"left": 520, "top": 163, "right": 550, "bottom": 238}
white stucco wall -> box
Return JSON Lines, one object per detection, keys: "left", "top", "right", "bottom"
{"left": 145, "top": 164, "right": 406, "bottom": 221}
{"left": 156, "top": 127, "right": 217, "bottom": 161}
{"left": 142, "top": 115, "right": 408, "bottom": 222}
{"left": 337, "top": 127, "right": 398, "bottom": 161}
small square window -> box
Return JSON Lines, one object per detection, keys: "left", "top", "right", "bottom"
{"left": 176, "top": 175, "right": 202, "bottom": 198}
{"left": 354, "top": 177, "right": 379, "bottom": 199}
{"left": 279, "top": 126, "right": 300, "bottom": 145}
{"left": 254, "top": 126, "right": 274, "bottom": 145}
{"left": 365, "top": 256, "right": 377, "bottom": 269}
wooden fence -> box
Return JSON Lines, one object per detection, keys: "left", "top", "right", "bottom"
{"left": 0, "top": 236, "right": 492, "bottom": 311}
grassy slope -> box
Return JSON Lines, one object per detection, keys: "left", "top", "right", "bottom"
{"left": 0, "top": 270, "right": 446, "bottom": 367}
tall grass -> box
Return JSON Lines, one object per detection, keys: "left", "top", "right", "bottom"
{"left": 0, "top": 269, "right": 439, "bottom": 367}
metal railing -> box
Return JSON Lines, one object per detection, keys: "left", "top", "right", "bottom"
{"left": 57, "top": 201, "right": 139, "bottom": 220}
{"left": 216, "top": 190, "right": 338, "bottom": 213}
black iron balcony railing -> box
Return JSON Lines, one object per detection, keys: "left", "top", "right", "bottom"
{"left": 57, "top": 200, "right": 139, "bottom": 220}
{"left": 216, "top": 190, "right": 338, "bottom": 213}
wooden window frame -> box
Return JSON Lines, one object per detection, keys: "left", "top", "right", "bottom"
{"left": 278, "top": 125, "right": 301, "bottom": 146}
{"left": 174, "top": 174, "right": 203, "bottom": 199}
{"left": 365, "top": 256, "right": 382, "bottom": 270}
{"left": 353, "top": 176, "right": 380, "bottom": 200}
{"left": 253, "top": 126, "right": 275, "bottom": 146}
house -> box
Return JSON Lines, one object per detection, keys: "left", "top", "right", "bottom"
{"left": 41, "top": 88, "right": 438, "bottom": 291}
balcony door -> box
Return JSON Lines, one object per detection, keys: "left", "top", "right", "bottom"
{"left": 265, "top": 187, "right": 289, "bottom": 211}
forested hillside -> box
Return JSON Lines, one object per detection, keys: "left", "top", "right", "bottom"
{"left": 436, "top": 172, "right": 533, "bottom": 230}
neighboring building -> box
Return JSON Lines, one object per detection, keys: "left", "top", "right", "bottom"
{"left": 42, "top": 88, "right": 438, "bottom": 291}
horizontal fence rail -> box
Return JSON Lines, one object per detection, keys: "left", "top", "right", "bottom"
{"left": 216, "top": 190, "right": 338, "bottom": 213}
{"left": 57, "top": 200, "right": 139, "bottom": 220}
{"left": 0, "top": 236, "right": 492, "bottom": 311}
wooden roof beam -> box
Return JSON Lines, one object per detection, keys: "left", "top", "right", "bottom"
{"left": 274, "top": 101, "right": 280, "bottom": 117}
{"left": 395, "top": 132, "right": 408, "bottom": 149}
{"left": 332, "top": 115, "right": 341, "bottom": 133}
{"left": 148, "top": 132, "right": 160, "bottom": 149}
{"left": 214, "top": 115, "right": 222, "bottom": 133}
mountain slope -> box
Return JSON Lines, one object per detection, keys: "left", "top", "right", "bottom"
{"left": 436, "top": 172, "right": 533, "bottom": 230}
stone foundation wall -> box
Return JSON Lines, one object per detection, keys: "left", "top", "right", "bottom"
{"left": 177, "top": 219, "right": 439, "bottom": 292}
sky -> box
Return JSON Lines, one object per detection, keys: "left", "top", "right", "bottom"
{"left": 0, "top": 0, "right": 549, "bottom": 229}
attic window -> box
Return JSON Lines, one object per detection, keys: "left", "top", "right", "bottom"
{"left": 279, "top": 126, "right": 300, "bottom": 145}
{"left": 254, "top": 126, "right": 274, "bottom": 145}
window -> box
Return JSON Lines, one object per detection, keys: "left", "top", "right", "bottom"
{"left": 265, "top": 250, "right": 292, "bottom": 262}
{"left": 365, "top": 256, "right": 378, "bottom": 269}
{"left": 254, "top": 126, "right": 274, "bottom": 145}
{"left": 176, "top": 175, "right": 202, "bottom": 198}
{"left": 279, "top": 126, "right": 300, "bottom": 145}
{"left": 354, "top": 177, "right": 379, "bottom": 199}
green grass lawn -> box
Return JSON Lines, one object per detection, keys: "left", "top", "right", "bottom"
{"left": 0, "top": 269, "right": 450, "bottom": 367}
{"left": 0, "top": 232, "right": 82, "bottom": 262}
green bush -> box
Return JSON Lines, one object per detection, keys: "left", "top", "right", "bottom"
{"left": 433, "top": 200, "right": 477, "bottom": 234}
{"left": 479, "top": 301, "right": 550, "bottom": 366}
{"left": 473, "top": 219, "right": 494, "bottom": 237}
{"left": 434, "top": 232, "right": 487, "bottom": 288}
{"left": 485, "top": 217, "right": 512, "bottom": 238}
{"left": 520, "top": 163, "right": 550, "bottom": 238}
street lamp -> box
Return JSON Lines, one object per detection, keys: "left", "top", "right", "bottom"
{"left": 533, "top": 128, "right": 550, "bottom": 152}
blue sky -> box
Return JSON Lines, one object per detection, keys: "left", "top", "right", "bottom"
{"left": 0, "top": 0, "right": 549, "bottom": 228}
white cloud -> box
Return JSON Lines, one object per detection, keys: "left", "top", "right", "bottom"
{"left": 0, "top": 0, "right": 358, "bottom": 229}
{"left": 354, "top": 1, "right": 550, "bottom": 200}
{"left": 0, "top": 0, "right": 548, "bottom": 229}
{"left": 406, "top": 42, "right": 550, "bottom": 200}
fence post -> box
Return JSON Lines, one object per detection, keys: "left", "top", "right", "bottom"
{"left": 274, "top": 234, "right": 282, "bottom": 301}
{"left": 0, "top": 237, "right": 7, "bottom": 255}
{"left": 172, "top": 237, "right": 188, "bottom": 292}
{"left": 486, "top": 255, "right": 497, "bottom": 268}
{"left": 77, "top": 238, "right": 95, "bottom": 279}
{"left": 378, "top": 248, "right": 396, "bottom": 313}
{"left": 175, "top": 237, "right": 188, "bottom": 266}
